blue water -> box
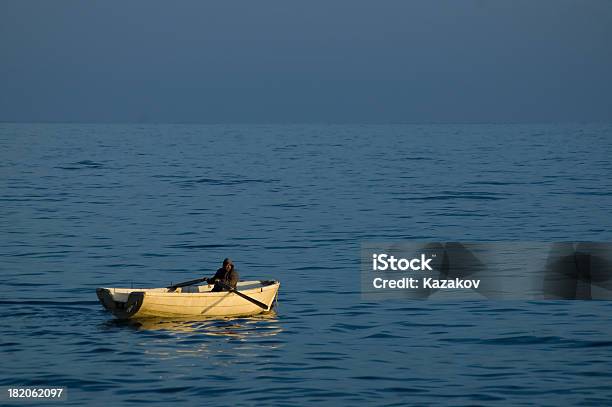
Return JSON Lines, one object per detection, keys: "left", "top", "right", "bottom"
{"left": 1, "top": 123, "right": 612, "bottom": 406}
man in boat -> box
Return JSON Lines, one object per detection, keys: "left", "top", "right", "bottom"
{"left": 207, "top": 258, "right": 239, "bottom": 292}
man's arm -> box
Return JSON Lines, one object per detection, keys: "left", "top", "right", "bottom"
{"left": 228, "top": 269, "right": 239, "bottom": 289}
{"left": 207, "top": 268, "right": 223, "bottom": 284}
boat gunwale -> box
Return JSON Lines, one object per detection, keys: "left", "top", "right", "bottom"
{"left": 100, "top": 281, "right": 280, "bottom": 297}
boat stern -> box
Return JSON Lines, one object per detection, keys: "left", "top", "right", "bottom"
{"left": 96, "top": 288, "right": 145, "bottom": 319}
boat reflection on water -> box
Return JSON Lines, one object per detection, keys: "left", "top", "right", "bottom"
{"left": 131, "top": 312, "right": 282, "bottom": 338}
{"left": 103, "top": 313, "right": 284, "bottom": 362}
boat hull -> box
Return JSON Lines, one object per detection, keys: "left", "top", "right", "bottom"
{"left": 96, "top": 281, "right": 280, "bottom": 319}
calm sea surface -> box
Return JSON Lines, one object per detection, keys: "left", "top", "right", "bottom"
{"left": 1, "top": 123, "right": 612, "bottom": 406}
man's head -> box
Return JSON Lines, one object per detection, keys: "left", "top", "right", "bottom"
{"left": 223, "top": 258, "right": 233, "bottom": 271}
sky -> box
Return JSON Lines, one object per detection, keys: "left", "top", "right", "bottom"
{"left": 1, "top": 0, "right": 611, "bottom": 123}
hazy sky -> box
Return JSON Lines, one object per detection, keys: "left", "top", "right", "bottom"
{"left": 1, "top": 0, "right": 611, "bottom": 123}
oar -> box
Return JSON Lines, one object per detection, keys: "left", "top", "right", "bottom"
{"left": 215, "top": 281, "right": 269, "bottom": 310}
{"left": 167, "top": 277, "right": 208, "bottom": 292}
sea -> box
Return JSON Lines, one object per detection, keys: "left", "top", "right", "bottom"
{"left": 1, "top": 123, "right": 612, "bottom": 406}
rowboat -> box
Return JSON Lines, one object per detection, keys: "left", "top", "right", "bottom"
{"left": 96, "top": 280, "right": 280, "bottom": 319}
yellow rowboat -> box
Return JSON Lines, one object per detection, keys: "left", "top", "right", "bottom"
{"left": 96, "top": 280, "right": 280, "bottom": 319}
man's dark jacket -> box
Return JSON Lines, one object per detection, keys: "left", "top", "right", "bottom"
{"left": 209, "top": 267, "right": 239, "bottom": 292}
